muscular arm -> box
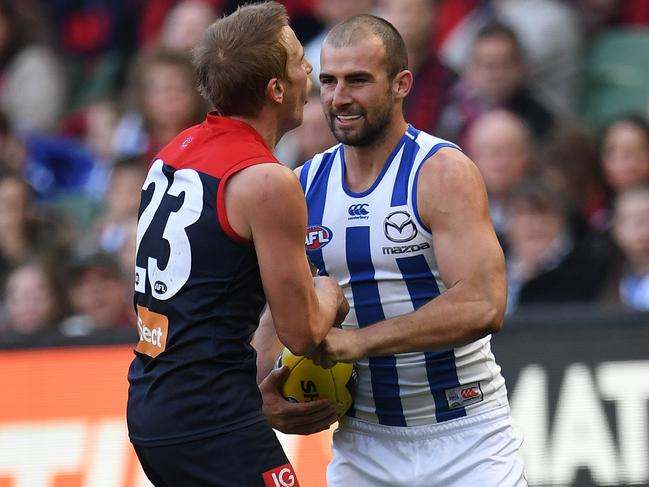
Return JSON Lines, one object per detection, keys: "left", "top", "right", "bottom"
{"left": 250, "top": 164, "right": 343, "bottom": 434}
{"left": 226, "top": 162, "right": 343, "bottom": 356}
{"left": 316, "top": 148, "right": 506, "bottom": 363}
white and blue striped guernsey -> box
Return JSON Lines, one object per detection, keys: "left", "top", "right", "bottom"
{"left": 300, "top": 125, "right": 509, "bottom": 427}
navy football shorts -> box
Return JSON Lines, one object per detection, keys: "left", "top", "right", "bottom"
{"left": 133, "top": 420, "right": 299, "bottom": 487}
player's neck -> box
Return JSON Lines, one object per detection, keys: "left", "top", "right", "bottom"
{"left": 230, "top": 112, "right": 281, "bottom": 150}
{"left": 343, "top": 120, "right": 408, "bottom": 193}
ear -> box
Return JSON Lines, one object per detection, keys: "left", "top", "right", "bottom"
{"left": 393, "top": 70, "right": 413, "bottom": 100}
{"left": 266, "top": 77, "right": 284, "bottom": 104}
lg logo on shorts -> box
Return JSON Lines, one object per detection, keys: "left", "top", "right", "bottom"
{"left": 262, "top": 464, "right": 299, "bottom": 487}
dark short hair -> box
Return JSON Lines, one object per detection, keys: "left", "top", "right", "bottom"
{"left": 509, "top": 179, "right": 566, "bottom": 216}
{"left": 193, "top": 1, "right": 290, "bottom": 116}
{"left": 474, "top": 20, "right": 523, "bottom": 59}
{"left": 324, "top": 14, "right": 408, "bottom": 79}
{"left": 68, "top": 251, "right": 123, "bottom": 283}
{"left": 602, "top": 113, "right": 649, "bottom": 144}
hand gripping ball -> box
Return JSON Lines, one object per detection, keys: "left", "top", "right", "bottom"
{"left": 275, "top": 348, "right": 357, "bottom": 418}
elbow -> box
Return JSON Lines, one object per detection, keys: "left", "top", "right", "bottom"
{"left": 273, "top": 298, "right": 332, "bottom": 356}
{"left": 480, "top": 299, "right": 505, "bottom": 335}
{"left": 467, "top": 288, "right": 505, "bottom": 336}
{"left": 276, "top": 319, "right": 325, "bottom": 357}
{"left": 281, "top": 334, "right": 320, "bottom": 357}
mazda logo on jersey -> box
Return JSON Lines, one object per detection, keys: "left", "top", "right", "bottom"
{"left": 305, "top": 225, "right": 333, "bottom": 250}
{"left": 348, "top": 203, "right": 369, "bottom": 220}
{"left": 384, "top": 211, "right": 417, "bottom": 243}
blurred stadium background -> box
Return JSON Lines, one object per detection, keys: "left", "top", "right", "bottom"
{"left": 0, "top": 0, "right": 648, "bottom": 486}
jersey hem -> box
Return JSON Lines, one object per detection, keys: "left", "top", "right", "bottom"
{"left": 128, "top": 414, "right": 266, "bottom": 447}
{"left": 338, "top": 404, "right": 512, "bottom": 440}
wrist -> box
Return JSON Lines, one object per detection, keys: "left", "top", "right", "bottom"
{"left": 351, "top": 327, "right": 369, "bottom": 359}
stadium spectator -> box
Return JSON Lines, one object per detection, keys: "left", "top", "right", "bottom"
{"left": 78, "top": 157, "right": 147, "bottom": 254}
{"left": 41, "top": 0, "right": 144, "bottom": 111}
{"left": 61, "top": 251, "right": 134, "bottom": 336}
{"left": 114, "top": 48, "right": 208, "bottom": 163}
{"left": 465, "top": 109, "right": 535, "bottom": 242}
{"left": 602, "top": 186, "right": 649, "bottom": 310}
{"left": 378, "top": 0, "right": 455, "bottom": 133}
{"left": 0, "top": 0, "right": 67, "bottom": 133}
{"left": 0, "top": 108, "right": 100, "bottom": 203}
{"left": 440, "top": 0, "right": 583, "bottom": 117}
{"left": 437, "top": 20, "right": 555, "bottom": 144}
{"left": 1, "top": 259, "right": 69, "bottom": 337}
{"left": 0, "top": 171, "right": 71, "bottom": 286}
{"left": 539, "top": 123, "right": 608, "bottom": 233}
{"left": 79, "top": 99, "right": 121, "bottom": 198}
{"left": 600, "top": 114, "right": 649, "bottom": 196}
{"left": 504, "top": 180, "right": 611, "bottom": 313}
{"left": 156, "top": 0, "right": 220, "bottom": 53}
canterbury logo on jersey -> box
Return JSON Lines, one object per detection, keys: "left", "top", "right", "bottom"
{"left": 348, "top": 203, "right": 369, "bottom": 219}
{"left": 135, "top": 305, "right": 169, "bottom": 358}
{"left": 444, "top": 382, "right": 484, "bottom": 409}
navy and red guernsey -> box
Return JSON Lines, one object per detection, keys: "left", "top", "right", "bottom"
{"left": 127, "top": 114, "right": 279, "bottom": 446}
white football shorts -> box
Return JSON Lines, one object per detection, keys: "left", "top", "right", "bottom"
{"left": 327, "top": 405, "right": 527, "bottom": 487}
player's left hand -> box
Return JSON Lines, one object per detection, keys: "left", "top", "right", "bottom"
{"left": 259, "top": 366, "right": 338, "bottom": 435}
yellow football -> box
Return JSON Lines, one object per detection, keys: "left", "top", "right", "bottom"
{"left": 275, "top": 348, "right": 357, "bottom": 418}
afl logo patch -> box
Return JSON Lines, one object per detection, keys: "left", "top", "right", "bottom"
{"left": 305, "top": 225, "right": 332, "bottom": 250}
{"left": 384, "top": 211, "right": 417, "bottom": 243}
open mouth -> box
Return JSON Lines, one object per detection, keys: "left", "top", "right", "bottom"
{"left": 335, "top": 114, "right": 362, "bottom": 126}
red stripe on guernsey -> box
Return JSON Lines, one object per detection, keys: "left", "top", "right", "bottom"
{"left": 157, "top": 113, "right": 279, "bottom": 244}
{"left": 216, "top": 158, "right": 272, "bottom": 244}
{"left": 262, "top": 463, "right": 300, "bottom": 487}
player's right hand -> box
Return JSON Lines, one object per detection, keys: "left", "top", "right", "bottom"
{"left": 259, "top": 365, "right": 339, "bottom": 435}
{"left": 313, "top": 276, "right": 349, "bottom": 327}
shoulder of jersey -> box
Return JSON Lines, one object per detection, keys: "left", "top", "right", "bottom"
{"left": 156, "top": 123, "right": 276, "bottom": 178}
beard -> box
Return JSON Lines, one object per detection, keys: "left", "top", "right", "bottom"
{"left": 328, "top": 102, "right": 392, "bottom": 147}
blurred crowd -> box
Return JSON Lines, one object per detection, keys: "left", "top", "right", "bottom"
{"left": 0, "top": 0, "right": 648, "bottom": 343}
